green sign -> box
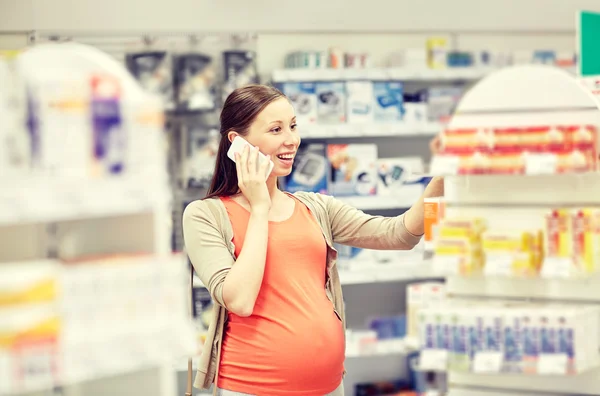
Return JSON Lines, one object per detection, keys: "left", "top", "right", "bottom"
{"left": 578, "top": 10, "right": 600, "bottom": 76}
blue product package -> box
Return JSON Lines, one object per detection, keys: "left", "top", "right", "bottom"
{"left": 393, "top": 316, "right": 407, "bottom": 338}
{"left": 522, "top": 315, "right": 539, "bottom": 373}
{"left": 504, "top": 314, "right": 523, "bottom": 373}
{"left": 91, "top": 76, "right": 125, "bottom": 175}
{"left": 557, "top": 316, "right": 575, "bottom": 374}
{"left": 315, "top": 82, "right": 346, "bottom": 124}
{"left": 327, "top": 144, "right": 378, "bottom": 197}
{"left": 373, "top": 81, "right": 404, "bottom": 122}
{"left": 369, "top": 317, "right": 396, "bottom": 339}
{"left": 26, "top": 89, "right": 40, "bottom": 167}
{"left": 281, "top": 82, "right": 318, "bottom": 125}
{"left": 333, "top": 243, "right": 364, "bottom": 261}
{"left": 345, "top": 81, "right": 374, "bottom": 124}
{"left": 540, "top": 315, "right": 557, "bottom": 354}
{"left": 484, "top": 316, "right": 503, "bottom": 352}
{"left": 285, "top": 143, "right": 328, "bottom": 193}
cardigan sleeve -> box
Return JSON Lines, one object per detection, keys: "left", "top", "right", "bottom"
{"left": 182, "top": 200, "right": 234, "bottom": 306}
{"left": 319, "top": 193, "right": 422, "bottom": 250}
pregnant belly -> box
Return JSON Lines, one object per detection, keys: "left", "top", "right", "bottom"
{"left": 218, "top": 306, "right": 345, "bottom": 394}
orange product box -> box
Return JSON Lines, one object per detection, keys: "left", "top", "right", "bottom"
{"left": 561, "top": 125, "right": 597, "bottom": 151}
{"left": 487, "top": 151, "right": 525, "bottom": 175}
{"left": 440, "top": 128, "right": 491, "bottom": 155}
{"left": 545, "top": 209, "right": 572, "bottom": 258}
{"left": 424, "top": 197, "right": 445, "bottom": 246}
{"left": 543, "top": 125, "right": 569, "bottom": 151}
{"left": 458, "top": 152, "right": 490, "bottom": 175}
{"left": 520, "top": 126, "right": 553, "bottom": 152}
{"left": 572, "top": 208, "right": 600, "bottom": 274}
{"left": 554, "top": 148, "right": 593, "bottom": 173}
{"left": 492, "top": 127, "right": 523, "bottom": 153}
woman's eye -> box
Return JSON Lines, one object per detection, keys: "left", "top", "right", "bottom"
{"left": 270, "top": 127, "right": 282, "bottom": 133}
{"left": 291, "top": 123, "right": 298, "bottom": 131}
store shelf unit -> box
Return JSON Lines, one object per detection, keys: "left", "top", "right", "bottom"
{"left": 272, "top": 67, "right": 496, "bottom": 83}
{"left": 299, "top": 122, "right": 442, "bottom": 139}
{"left": 425, "top": 65, "right": 600, "bottom": 396}
{"left": 0, "top": 43, "right": 196, "bottom": 396}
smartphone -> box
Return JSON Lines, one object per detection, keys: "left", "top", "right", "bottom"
{"left": 227, "top": 136, "right": 274, "bottom": 175}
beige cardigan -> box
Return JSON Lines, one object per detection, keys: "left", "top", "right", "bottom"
{"left": 182, "top": 191, "right": 422, "bottom": 389}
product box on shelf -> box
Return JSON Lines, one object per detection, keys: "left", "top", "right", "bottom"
{"left": 172, "top": 53, "right": 217, "bottom": 112}
{"left": 432, "top": 208, "right": 600, "bottom": 279}
{"left": 418, "top": 301, "right": 600, "bottom": 376}
{"left": 372, "top": 81, "right": 404, "bottom": 123}
{"left": 222, "top": 50, "right": 259, "bottom": 102}
{"left": 327, "top": 143, "right": 378, "bottom": 196}
{"left": 426, "top": 86, "right": 463, "bottom": 123}
{"left": 407, "top": 281, "right": 446, "bottom": 340}
{"left": 90, "top": 74, "right": 126, "bottom": 177}
{"left": 280, "top": 82, "right": 318, "bottom": 126}
{"left": 125, "top": 51, "right": 175, "bottom": 109}
{"left": 433, "top": 217, "right": 487, "bottom": 276}
{"left": 345, "top": 81, "right": 374, "bottom": 124}
{"left": 333, "top": 242, "right": 370, "bottom": 271}
{"left": 315, "top": 82, "right": 346, "bottom": 124}
{"left": 0, "top": 57, "right": 29, "bottom": 178}
{"left": 376, "top": 157, "right": 426, "bottom": 206}
{"left": 432, "top": 124, "right": 599, "bottom": 175}
{"left": 424, "top": 197, "right": 446, "bottom": 251}
{"left": 543, "top": 207, "right": 600, "bottom": 278}
{"left": 183, "top": 125, "right": 219, "bottom": 189}
{"left": 285, "top": 143, "right": 329, "bottom": 194}
{"left": 481, "top": 229, "right": 544, "bottom": 278}
{"left": 426, "top": 37, "right": 449, "bottom": 69}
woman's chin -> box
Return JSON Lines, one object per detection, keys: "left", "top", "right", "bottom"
{"left": 271, "top": 167, "right": 293, "bottom": 178}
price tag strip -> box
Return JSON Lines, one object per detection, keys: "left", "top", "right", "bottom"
{"left": 537, "top": 353, "right": 568, "bottom": 375}
{"left": 484, "top": 254, "right": 514, "bottom": 277}
{"left": 524, "top": 152, "right": 558, "bottom": 175}
{"left": 541, "top": 257, "right": 573, "bottom": 279}
{"left": 430, "top": 155, "right": 460, "bottom": 176}
{"left": 432, "top": 255, "right": 460, "bottom": 276}
{"left": 419, "top": 348, "right": 448, "bottom": 372}
{"left": 473, "top": 351, "right": 504, "bottom": 374}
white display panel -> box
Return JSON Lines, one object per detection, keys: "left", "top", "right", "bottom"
{"left": 430, "top": 64, "right": 600, "bottom": 396}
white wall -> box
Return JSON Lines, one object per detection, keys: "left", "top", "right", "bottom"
{"left": 0, "top": 33, "right": 28, "bottom": 50}
{"left": 1, "top": 0, "right": 600, "bottom": 33}
{"left": 1, "top": 0, "right": 598, "bottom": 78}
{"left": 256, "top": 32, "right": 577, "bottom": 78}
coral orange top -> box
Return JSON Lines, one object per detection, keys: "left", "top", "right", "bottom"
{"left": 217, "top": 195, "right": 345, "bottom": 395}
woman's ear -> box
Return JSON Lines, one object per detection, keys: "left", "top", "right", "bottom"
{"left": 227, "top": 131, "right": 239, "bottom": 143}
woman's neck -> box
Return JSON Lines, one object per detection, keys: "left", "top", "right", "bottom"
{"left": 266, "top": 175, "right": 280, "bottom": 198}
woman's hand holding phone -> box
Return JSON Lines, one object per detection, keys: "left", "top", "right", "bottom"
{"left": 235, "top": 145, "right": 272, "bottom": 213}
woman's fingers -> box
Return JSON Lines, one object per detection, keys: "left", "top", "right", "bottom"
{"left": 235, "top": 152, "right": 245, "bottom": 187}
{"left": 247, "top": 146, "right": 259, "bottom": 175}
{"left": 259, "top": 153, "right": 271, "bottom": 179}
{"left": 240, "top": 145, "right": 250, "bottom": 175}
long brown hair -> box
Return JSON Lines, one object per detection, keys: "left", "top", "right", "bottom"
{"left": 204, "top": 84, "right": 285, "bottom": 199}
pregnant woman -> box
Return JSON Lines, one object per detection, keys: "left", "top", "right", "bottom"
{"left": 183, "top": 84, "right": 444, "bottom": 396}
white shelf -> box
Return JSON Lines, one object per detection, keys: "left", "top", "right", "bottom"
{"left": 0, "top": 255, "right": 196, "bottom": 395}
{"left": 449, "top": 368, "right": 600, "bottom": 396}
{"left": 0, "top": 173, "right": 169, "bottom": 226}
{"left": 336, "top": 195, "right": 411, "bottom": 211}
{"left": 301, "top": 122, "right": 442, "bottom": 139}
{"left": 339, "top": 258, "right": 439, "bottom": 285}
{"left": 446, "top": 275, "right": 600, "bottom": 303}
{"left": 439, "top": 65, "right": 600, "bottom": 396}
{"left": 194, "top": 259, "right": 436, "bottom": 288}
{"left": 346, "top": 337, "right": 417, "bottom": 358}
{"left": 273, "top": 67, "right": 496, "bottom": 82}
